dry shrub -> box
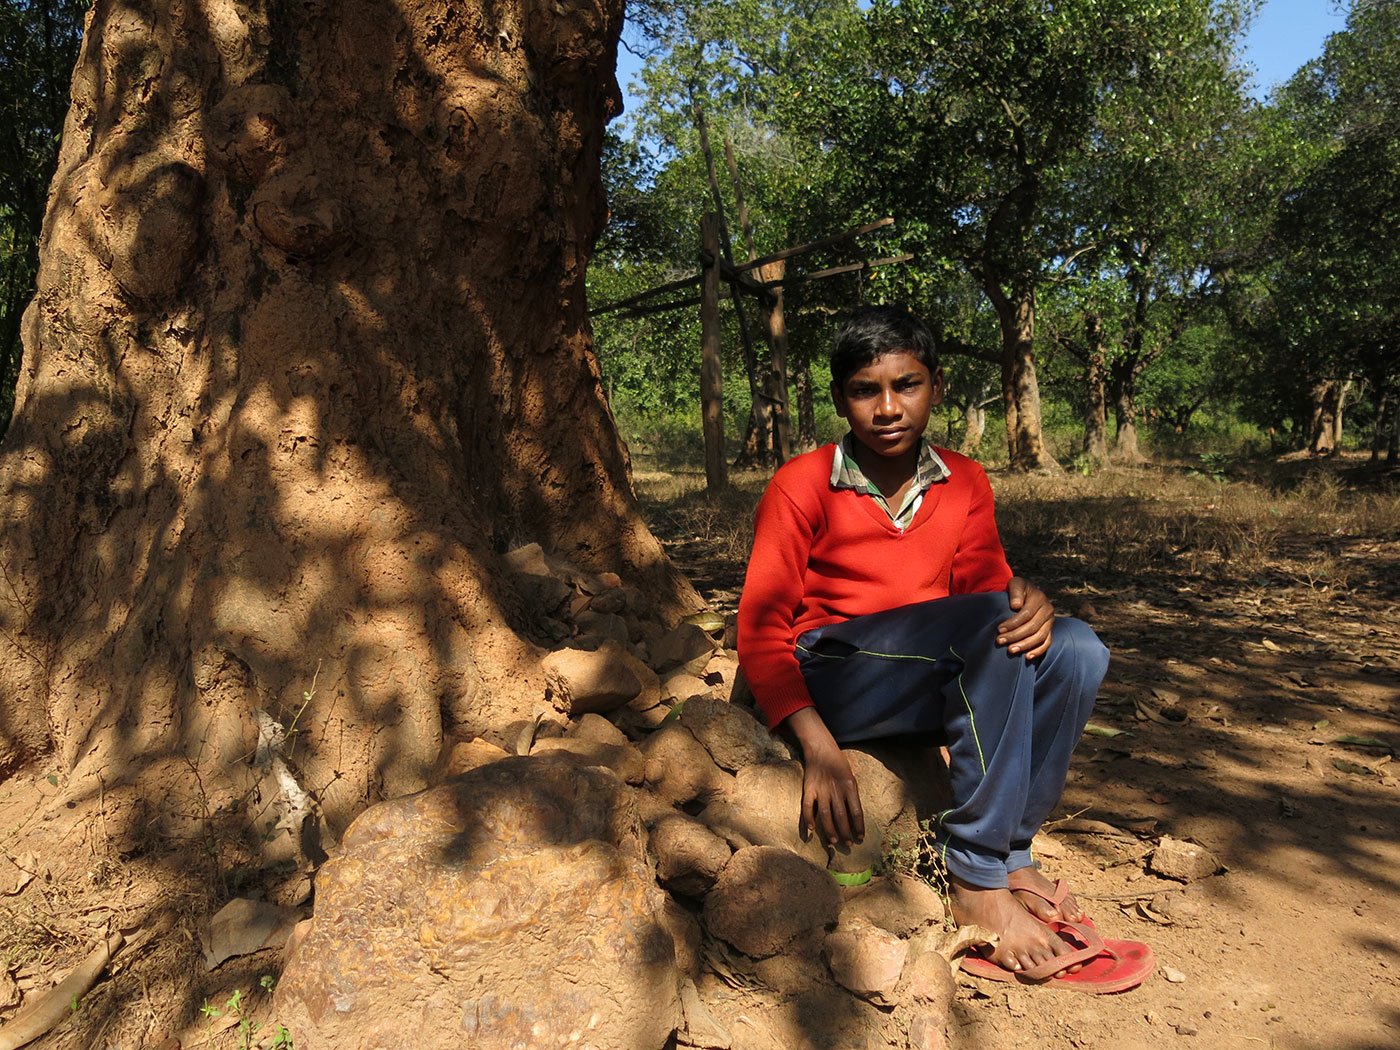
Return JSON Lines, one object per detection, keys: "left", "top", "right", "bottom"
{"left": 633, "top": 459, "right": 1398, "bottom": 606}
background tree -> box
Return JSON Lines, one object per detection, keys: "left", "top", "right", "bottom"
{"left": 0, "top": 0, "right": 694, "bottom": 838}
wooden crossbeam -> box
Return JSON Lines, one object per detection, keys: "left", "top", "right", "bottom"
{"left": 732, "top": 217, "right": 894, "bottom": 274}
{"left": 758, "top": 253, "right": 916, "bottom": 289}
{"left": 590, "top": 271, "right": 702, "bottom": 317}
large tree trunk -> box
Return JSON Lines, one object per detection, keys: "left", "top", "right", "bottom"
{"left": 0, "top": 0, "right": 694, "bottom": 834}
{"left": 1082, "top": 314, "right": 1110, "bottom": 466}
{"left": 992, "top": 285, "right": 1059, "bottom": 471}
{"left": 1307, "top": 378, "right": 1350, "bottom": 455}
{"left": 1109, "top": 360, "right": 1146, "bottom": 464}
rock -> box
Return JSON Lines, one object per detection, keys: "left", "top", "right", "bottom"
{"left": 727, "top": 761, "right": 805, "bottom": 821}
{"left": 588, "top": 589, "right": 628, "bottom": 615}
{"left": 529, "top": 736, "right": 646, "bottom": 784}
{"left": 517, "top": 572, "right": 575, "bottom": 615}
{"left": 1149, "top": 836, "right": 1221, "bottom": 883}
{"left": 542, "top": 640, "right": 643, "bottom": 716}
{"left": 824, "top": 919, "right": 908, "bottom": 1006}
{"left": 436, "top": 737, "right": 511, "bottom": 779}
{"left": 649, "top": 814, "right": 733, "bottom": 897}
{"left": 702, "top": 652, "right": 740, "bottom": 688}
{"left": 660, "top": 895, "right": 704, "bottom": 979}
{"left": 641, "top": 724, "right": 733, "bottom": 806}
{"left": 828, "top": 828, "right": 885, "bottom": 879}
{"left": 661, "top": 671, "right": 710, "bottom": 702}
{"left": 569, "top": 712, "right": 629, "bottom": 748}
{"left": 679, "top": 697, "right": 777, "bottom": 772}
{"left": 274, "top": 756, "right": 679, "bottom": 1050}
{"left": 839, "top": 874, "right": 947, "bottom": 938}
{"left": 651, "top": 622, "right": 719, "bottom": 675}
{"left": 843, "top": 748, "right": 914, "bottom": 832}
{"left": 677, "top": 977, "right": 733, "bottom": 1049}
{"left": 704, "top": 845, "right": 839, "bottom": 958}
{"left": 906, "top": 1010, "right": 949, "bottom": 1050}
{"left": 576, "top": 610, "right": 631, "bottom": 645}
{"left": 503, "top": 542, "right": 552, "bottom": 577}
{"left": 695, "top": 799, "right": 828, "bottom": 869}
{"left": 202, "top": 898, "right": 301, "bottom": 969}
{"left": 899, "top": 949, "right": 956, "bottom": 1010}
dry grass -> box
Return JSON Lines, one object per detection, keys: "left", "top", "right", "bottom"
{"left": 635, "top": 457, "right": 1400, "bottom": 610}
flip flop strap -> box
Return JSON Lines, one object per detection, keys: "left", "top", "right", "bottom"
{"left": 1018, "top": 920, "right": 1110, "bottom": 982}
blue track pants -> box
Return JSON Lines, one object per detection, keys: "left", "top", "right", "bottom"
{"left": 796, "top": 591, "right": 1108, "bottom": 889}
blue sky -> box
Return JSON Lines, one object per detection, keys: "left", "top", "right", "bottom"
{"left": 615, "top": 0, "right": 1350, "bottom": 115}
{"left": 1242, "top": 0, "right": 1348, "bottom": 98}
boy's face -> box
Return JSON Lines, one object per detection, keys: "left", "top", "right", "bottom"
{"left": 831, "top": 351, "right": 943, "bottom": 460}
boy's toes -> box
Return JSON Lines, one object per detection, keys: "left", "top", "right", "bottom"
{"left": 1011, "top": 888, "right": 1061, "bottom": 923}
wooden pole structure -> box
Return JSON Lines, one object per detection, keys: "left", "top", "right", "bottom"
{"left": 700, "top": 213, "right": 728, "bottom": 491}
{"left": 723, "top": 136, "right": 757, "bottom": 263}
{"left": 693, "top": 102, "right": 770, "bottom": 466}
{"left": 756, "top": 259, "right": 792, "bottom": 462}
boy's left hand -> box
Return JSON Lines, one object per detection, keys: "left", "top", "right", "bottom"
{"left": 998, "top": 577, "right": 1054, "bottom": 661}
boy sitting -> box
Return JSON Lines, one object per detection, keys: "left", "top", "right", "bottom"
{"left": 737, "top": 305, "right": 1126, "bottom": 983}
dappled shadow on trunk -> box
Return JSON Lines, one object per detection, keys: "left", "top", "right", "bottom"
{"left": 0, "top": 0, "right": 707, "bottom": 1044}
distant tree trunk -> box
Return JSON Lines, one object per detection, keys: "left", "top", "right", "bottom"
{"left": 959, "top": 403, "right": 987, "bottom": 455}
{"left": 1082, "top": 313, "right": 1110, "bottom": 466}
{"left": 1308, "top": 378, "right": 1350, "bottom": 455}
{"left": 1373, "top": 389, "right": 1398, "bottom": 464}
{"left": 1109, "top": 358, "right": 1146, "bottom": 464}
{"left": 795, "top": 361, "right": 817, "bottom": 451}
{"left": 989, "top": 283, "right": 1059, "bottom": 471}
{"left": 0, "top": 0, "right": 695, "bottom": 832}
{"left": 700, "top": 213, "right": 728, "bottom": 490}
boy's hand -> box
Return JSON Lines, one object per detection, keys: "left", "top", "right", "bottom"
{"left": 785, "top": 707, "right": 866, "bottom": 847}
{"left": 998, "top": 577, "right": 1055, "bottom": 661}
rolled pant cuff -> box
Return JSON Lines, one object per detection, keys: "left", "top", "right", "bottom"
{"left": 942, "top": 839, "right": 1009, "bottom": 889}
{"left": 1005, "top": 847, "right": 1035, "bottom": 873}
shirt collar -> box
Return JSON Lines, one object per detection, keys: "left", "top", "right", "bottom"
{"left": 830, "top": 433, "right": 952, "bottom": 494}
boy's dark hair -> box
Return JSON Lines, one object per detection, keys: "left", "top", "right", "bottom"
{"left": 830, "top": 305, "right": 939, "bottom": 388}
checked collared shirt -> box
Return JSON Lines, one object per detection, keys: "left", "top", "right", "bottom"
{"left": 829, "top": 432, "right": 952, "bottom": 531}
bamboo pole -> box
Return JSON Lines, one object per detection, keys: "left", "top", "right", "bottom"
{"left": 756, "top": 259, "right": 792, "bottom": 463}
{"left": 700, "top": 213, "right": 727, "bottom": 491}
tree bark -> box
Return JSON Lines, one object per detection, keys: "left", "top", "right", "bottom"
{"left": 958, "top": 403, "right": 986, "bottom": 456}
{"left": 756, "top": 261, "right": 792, "bottom": 464}
{"left": 1307, "top": 378, "right": 1349, "bottom": 455}
{"left": 1082, "top": 314, "right": 1110, "bottom": 466}
{"left": 1108, "top": 357, "right": 1146, "bottom": 464}
{"left": 0, "top": 0, "right": 696, "bottom": 833}
{"left": 700, "top": 214, "right": 728, "bottom": 490}
{"left": 991, "top": 284, "right": 1059, "bottom": 471}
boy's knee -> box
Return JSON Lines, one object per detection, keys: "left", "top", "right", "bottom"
{"left": 1053, "top": 616, "right": 1110, "bottom": 676}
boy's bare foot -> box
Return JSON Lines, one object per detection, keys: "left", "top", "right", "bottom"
{"left": 949, "top": 877, "right": 1085, "bottom": 974}
{"left": 1008, "top": 865, "right": 1087, "bottom": 924}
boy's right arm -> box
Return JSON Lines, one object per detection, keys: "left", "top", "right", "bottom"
{"left": 786, "top": 707, "right": 866, "bottom": 847}
{"left": 738, "top": 479, "right": 865, "bottom": 847}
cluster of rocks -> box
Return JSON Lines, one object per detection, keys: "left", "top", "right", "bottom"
{"left": 274, "top": 546, "right": 966, "bottom": 1050}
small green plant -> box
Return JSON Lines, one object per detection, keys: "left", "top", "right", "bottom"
{"left": 200, "top": 979, "right": 292, "bottom": 1050}
{"left": 1189, "top": 451, "right": 1231, "bottom": 482}
{"left": 881, "top": 817, "right": 954, "bottom": 925}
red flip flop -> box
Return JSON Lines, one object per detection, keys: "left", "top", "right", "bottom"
{"left": 959, "top": 919, "right": 1155, "bottom": 995}
{"left": 1010, "top": 877, "right": 1092, "bottom": 924}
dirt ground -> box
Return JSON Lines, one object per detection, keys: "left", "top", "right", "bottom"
{"left": 638, "top": 451, "right": 1400, "bottom": 1050}
{"left": 1, "top": 451, "right": 1396, "bottom": 1050}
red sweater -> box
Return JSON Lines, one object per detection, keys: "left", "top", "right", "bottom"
{"left": 737, "top": 444, "right": 1013, "bottom": 729}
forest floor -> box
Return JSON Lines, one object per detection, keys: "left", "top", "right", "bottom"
{"left": 635, "top": 448, "right": 1400, "bottom": 1050}
{"left": 1, "top": 449, "right": 1396, "bottom": 1050}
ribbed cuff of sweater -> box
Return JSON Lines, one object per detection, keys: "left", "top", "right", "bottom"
{"left": 756, "top": 689, "right": 815, "bottom": 732}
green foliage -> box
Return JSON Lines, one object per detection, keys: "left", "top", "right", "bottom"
{"left": 0, "top": 1, "right": 87, "bottom": 439}
{"left": 1225, "top": 1, "right": 1400, "bottom": 442}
